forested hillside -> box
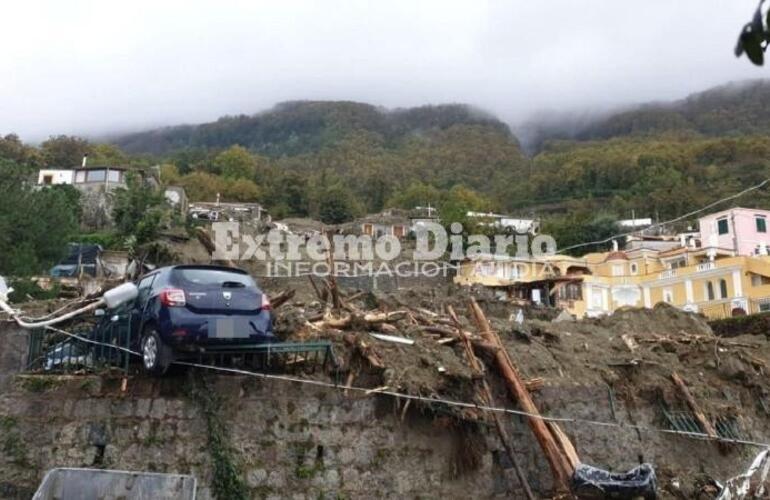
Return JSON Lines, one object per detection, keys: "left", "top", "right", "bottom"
{"left": 523, "top": 79, "right": 770, "bottom": 152}
{"left": 4, "top": 79, "right": 770, "bottom": 262}
{"left": 114, "top": 101, "right": 512, "bottom": 156}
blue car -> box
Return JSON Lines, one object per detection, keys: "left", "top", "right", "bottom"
{"left": 130, "top": 265, "right": 275, "bottom": 375}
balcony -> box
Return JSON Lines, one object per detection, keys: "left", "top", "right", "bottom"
{"left": 659, "top": 269, "right": 677, "bottom": 279}
{"left": 696, "top": 262, "right": 716, "bottom": 272}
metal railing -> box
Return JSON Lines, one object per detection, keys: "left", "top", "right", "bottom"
{"left": 26, "top": 317, "right": 133, "bottom": 375}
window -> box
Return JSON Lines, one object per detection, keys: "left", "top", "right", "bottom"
{"left": 630, "top": 263, "right": 638, "bottom": 275}
{"left": 757, "top": 216, "right": 767, "bottom": 233}
{"left": 87, "top": 169, "right": 106, "bottom": 182}
{"left": 706, "top": 282, "right": 715, "bottom": 301}
{"left": 670, "top": 258, "right": 687, "bottom": 269}
{"left": 107, "top": 169, "right": 121, "bottom": 183}
{"left": 172, "top": 268, "right": 255, "bottom": 288}
{"left": 558, "top": 283, "right": 582, "bottom": 301}
{"left": 717, "top": 218, "right": 729, "bottom": 235}
{"left": 719, "top": 279, "right": 728, "bottom": 299}
{"left": 612, "top": 264, "right": 624, "bottom": 276}
{"left": 136, "top": 274, "right": 157, "bottom": 306}
{"left": 42, "top": 175, "right": 53, "bottom": 185}
{"left": 75, "top": 170, "right": 86, "bottom": 183}
{"left": 663, "top": 288, "right": 673, "bottom": 303}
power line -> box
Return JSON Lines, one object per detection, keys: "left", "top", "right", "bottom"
{"left": 558, "top": 178, "right": 770, "bottom": 254}
{"left": 42, "top": 325, "right": 770, "bottom": 450}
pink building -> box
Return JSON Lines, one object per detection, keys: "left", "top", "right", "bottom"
{"left": 699, "top": 207, "right": 770, "bottom": 256}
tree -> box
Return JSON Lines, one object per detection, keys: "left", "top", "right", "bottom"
{"left": 541, "top": 211, "right": 620, "bottom": 256}
{"left": 0, "top": 160, "right": 79, "bottom": 275}
{"left": 0, "top": 134, "right": 42, "bottom": 167}
{"left": 222, "top": 178, "right": 261, "bottom": 202}
{"left": 40, "top": 135, "right": 90, "bottom": 167}
{"left": 212, "top": 145, "right": 256, "bottom": 179}
{"left": 112, "top": 173, "right": 167, "bottom": 245}
{"left": 387, "top": 181, "right": 442, "bottom": 210}
{"left": 88, "top": 143, "right": 127, "bottom": 165}
{"left": 317, "top": 185, "right": 361, "bottom": 223}
{"left": 178, "top": 171, "right": 226, "bottom": 202}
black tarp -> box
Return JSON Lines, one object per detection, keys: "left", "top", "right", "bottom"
{"left": 572, "top": 463, "right": 657, "bottom": 499}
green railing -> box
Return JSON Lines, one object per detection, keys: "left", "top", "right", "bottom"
{"left": 26, "top": 313, "right": 133, "bottom": 375}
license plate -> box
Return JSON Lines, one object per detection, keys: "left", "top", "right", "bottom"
{"left": 213, "top": 318, "right": 235, "bottom": 338}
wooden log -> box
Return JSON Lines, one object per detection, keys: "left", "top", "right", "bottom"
{"left": 468, "top": 298, "right": 575, "bottom": 494}
{"left": 195, "top": 227, "right": 237, "bottom": 268}
{"left": 447, "top": 305, "right": 535, "bottom": 500}
{"left": 307, "top": 275, "right": 325, "bottom": 302}
{"left": 344, "top": 334, "right": 384, "bottom": 369}
{"left": 671, "top": 371, "right": 719, "bottom": 441}
{"left": 325, "top": 231, "right": 342, "bottom": 311}
{"left": 548, "top": 422, "right": 581, "bottom": 470}
{"left": 270, "top": 289, "right": 295, "bottom": 309}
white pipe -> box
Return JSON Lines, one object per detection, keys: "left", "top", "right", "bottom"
{"left": 0, "top": 282, "right": 137, "bottom": 329}
{"left": 0, "top": 297, "right": 105, "bottom": 329}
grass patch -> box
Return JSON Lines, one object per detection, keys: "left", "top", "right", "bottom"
{"left": 18, "top": 375, "right": 62, "bottom": 393}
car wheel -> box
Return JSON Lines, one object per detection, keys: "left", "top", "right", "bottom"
{"left": 141, "top": 327, "right": 172, "bottom": 376}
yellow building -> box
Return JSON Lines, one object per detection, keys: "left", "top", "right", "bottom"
{"left": 454, "top": 245, "right": 770, "bottom": 319}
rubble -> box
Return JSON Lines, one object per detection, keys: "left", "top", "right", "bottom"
{"left": 5, "top": 264, "right": 770, "bottom": 497}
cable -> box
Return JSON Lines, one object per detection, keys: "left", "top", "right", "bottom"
{"left": 41, "top": 325, "right": 770, "bottom": 450}
{"left": 558, "top": 178, "right": 770, "bottom": 254}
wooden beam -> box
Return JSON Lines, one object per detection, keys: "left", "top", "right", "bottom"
{"left": 447, "top": 306, "right": 536, "bottom": 500}
{"left": 468, "top": 298, "right": 575, "bottom": 494}
{"left": 671, "top": 371, "right": 719, "bottom": 441}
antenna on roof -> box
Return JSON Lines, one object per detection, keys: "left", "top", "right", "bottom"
{"left": 81, "top": 154, "right": 88, "bottom": 168}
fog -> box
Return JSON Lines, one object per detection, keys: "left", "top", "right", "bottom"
{"left": 0, "top": 0, "right": 764, "bottom": 142}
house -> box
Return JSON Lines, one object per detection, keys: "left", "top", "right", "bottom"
{"left": 189, "top": 202, "right": 267, "bottom": 223}
{"left": 37, "top": 169, "right": 75, "bottom": 185}
{"left": 455, "top": 206, "right": 770, "bottom": 319}
{"left": 346, "top": 210, "right": 410, "bottom": 239}
{"left": 466, "top": 211, "right": 540, "bottom": 235}
{"left": 455, "top": 247, "right": 770, "bottom": 319}
{"left": 617, "top": 217, "right": 653, "bottom": 229}
{"left": 698, "top": 207, "right": 770, "bottom": 257}
{"left": 409, "top": 206, "right": 439, "bottom": 233}
{"left": 37, "top": 165, "right": 128, "bottom": 192}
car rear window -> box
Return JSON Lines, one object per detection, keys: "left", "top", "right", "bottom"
{"left": 172, "top": 268, "right": 256, "bottom": 288}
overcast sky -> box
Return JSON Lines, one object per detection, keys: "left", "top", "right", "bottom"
{"left": 0, "top": 0, "right": 765, "bottom": 142}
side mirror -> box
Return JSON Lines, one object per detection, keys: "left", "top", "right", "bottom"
{"left": 94, "top": 308, "right": 106, "bottom": 317}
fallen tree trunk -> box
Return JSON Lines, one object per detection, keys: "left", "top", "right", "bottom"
{"left": 468, "top": 298, "right": 575, "bottom": 494}
{"left": 671, "top": 371, "right": 719, "bottom": 441}
{"left": 447, "top": 306, "right": 536, "bottom": 500}
{"left": 195, "top": 227, "right": 237, "bottom": 268}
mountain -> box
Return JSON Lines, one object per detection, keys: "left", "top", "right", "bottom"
{"left": 112, "top": 101, "right": 513, "bottom": 156}
{"left": 520, "top": 79, "right": 770, "bottom": 153}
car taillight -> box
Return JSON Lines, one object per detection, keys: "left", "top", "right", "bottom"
{"left": 159, "top": 288, "right": 186, "bottom": 307}
{"left": 260, "top": 294, "right": 272, "bottom": 311}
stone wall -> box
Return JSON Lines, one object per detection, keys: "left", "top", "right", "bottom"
{"left": 0, "top": 374, "right": 508, "bottom": 499}
{"left": 1, "top": 323, "right": 767, "bottom": 499}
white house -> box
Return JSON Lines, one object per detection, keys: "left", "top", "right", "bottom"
{"left": 466, "top": 211, "right": 540, "bottom": 235}
{"left": 37, "top": 169, "right": 75, "bottom": 185}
